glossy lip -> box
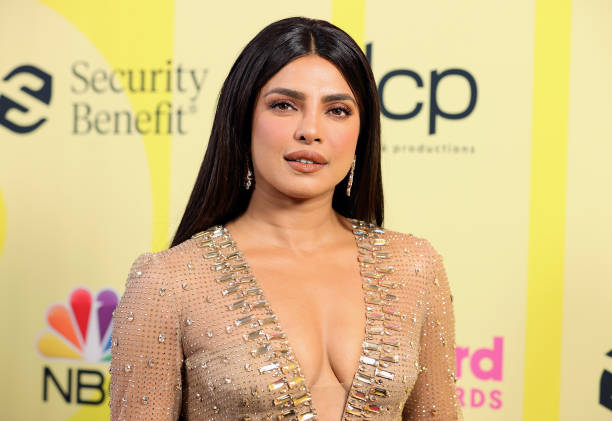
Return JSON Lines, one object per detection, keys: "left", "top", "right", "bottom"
{"left": 283, "top": 149, "right": 327, "bottom": 174}
{"left": 283, "top": 150, "right": 328, "bottom": 165}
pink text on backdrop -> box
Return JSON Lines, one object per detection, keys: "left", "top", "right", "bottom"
{"left": 455, "top": 336, "right": 504, "bottom": 409}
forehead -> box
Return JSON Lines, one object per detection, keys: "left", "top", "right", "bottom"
{"left": 261, "top": 55, "right": 353, "bottom": 94}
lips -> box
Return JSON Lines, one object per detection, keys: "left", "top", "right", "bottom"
{"left": 284, "top": 150, "right": 327, "bottom": 174}
{"left": 283, "top": 150, "right": 328, "bottom": 165}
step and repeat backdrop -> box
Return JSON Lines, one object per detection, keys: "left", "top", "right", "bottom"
{"left": 1, "top": 1, "right": 610, "bottom": 420}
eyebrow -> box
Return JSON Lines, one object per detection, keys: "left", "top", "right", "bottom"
{"left": 263, "top": 87, "right": 357, "bottom": 105}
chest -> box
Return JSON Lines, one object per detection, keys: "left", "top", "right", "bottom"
{"left": 177, "top": 225, "right": 426, "bottom": 420}
{"left": 244, "top": 249, "right": 366, "bottom": 389}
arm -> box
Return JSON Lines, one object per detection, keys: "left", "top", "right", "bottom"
{"left": 402, "top": 242, "right": 463, "bottom": 420}
{"left": 110, "top": 252, "right": 183, "bottom": 420}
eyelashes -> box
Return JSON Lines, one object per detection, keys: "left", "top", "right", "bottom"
{"left": 268, "top": 100, "right": 353, "bottom": 117}
{"left": 329, "top": 105, "right": 353, "bottom": 117}
{"left": 269, "top": 101, "right": 295, "bottom": 111}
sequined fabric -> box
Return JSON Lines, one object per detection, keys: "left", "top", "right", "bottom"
{"left": 110, "top": 219, "right": 463, "bottom": 420}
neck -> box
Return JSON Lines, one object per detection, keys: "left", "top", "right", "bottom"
{"left": 227, "top": 185, "right": 351, "bottom": 252}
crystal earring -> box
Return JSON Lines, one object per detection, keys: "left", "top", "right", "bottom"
{"left": 245, "top": 159, "right": 253, "bottom": 190}
{"left": 346, "top": 156, "right": 356, "bottom": 197}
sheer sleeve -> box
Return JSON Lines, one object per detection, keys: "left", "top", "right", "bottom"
{"left": 402, "top": 242, "right": 463, "bottom": 420}
{"left": 110, "top": 252, "right": 183, "bottom": 420}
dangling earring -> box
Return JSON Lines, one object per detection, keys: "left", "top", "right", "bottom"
{"left": 245, "top": 158, "right": 253, "bottom": 190}
{"left": 346, "top": 156, "right": 356, "bottom": 197}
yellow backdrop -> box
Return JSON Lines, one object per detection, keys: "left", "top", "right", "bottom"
{"left": 0, "top": 1, "right": 610, "bottom": 420}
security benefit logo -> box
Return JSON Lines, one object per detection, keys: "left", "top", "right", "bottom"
{"left": 36, "top": 288, "right": 119, "bottom": 405}
{"left": 71, "top": 60, "right": 206, "bottom": 136}
{"left": 0, "top": 64, "right": 52, "bottom": 134}
{"left": 601, "top": 349, "right": 612, "bottom": 411}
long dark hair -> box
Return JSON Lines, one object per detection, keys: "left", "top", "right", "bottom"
{"left": 171, "top": 17, "right": 383, "bottom": 248}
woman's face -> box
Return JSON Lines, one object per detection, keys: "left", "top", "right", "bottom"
{"left": 250, "top": 55, "right": 360, "bottom": 200}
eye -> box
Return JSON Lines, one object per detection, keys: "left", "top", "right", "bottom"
{"left": 328, "top": 105, "right": 352, "bottom": 117}
{"left": 269, "top": 100, "right": 296, "bottom": 111}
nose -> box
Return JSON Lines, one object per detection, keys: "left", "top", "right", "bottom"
{"left": 294, "top": 107, "right": 321, "bottom": 143}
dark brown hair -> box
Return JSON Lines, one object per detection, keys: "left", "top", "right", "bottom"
{"left": 171, "top": 17, "right": 383, "bottom": 248}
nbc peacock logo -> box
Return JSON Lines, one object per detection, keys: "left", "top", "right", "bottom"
{"left": 37, "top": 287, "right": 119, "bottom": 405}
{"left": 37, "top": 287, "right": 118, "bottom": 362}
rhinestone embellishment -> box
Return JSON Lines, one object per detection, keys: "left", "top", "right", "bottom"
{"left": 200, "top": 225, "right": 315, "bottom": 421}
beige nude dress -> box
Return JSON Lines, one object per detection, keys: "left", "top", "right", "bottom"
{"left": 110, "top": 219, "right": 463, "bottom": 420}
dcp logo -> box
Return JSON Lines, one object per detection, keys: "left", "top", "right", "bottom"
{"left": 0, "top": 64, "right": 52, "bottom": 134}
{"left": 366, "top": 43, "right": 478, "bottom": 135}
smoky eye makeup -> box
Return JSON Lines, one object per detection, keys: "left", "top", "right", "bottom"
{"left": 268, "top": 99, "right": 296, "bottom": 111}
{"left": 328, "top": 104, "right": 353, "bottom": 117}
{"left": 266, "top": 97, "right": 353, "bottom": 118}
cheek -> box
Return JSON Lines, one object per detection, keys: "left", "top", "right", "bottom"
{"left": 252, "top": 112, "right": 293, "bottom": 150}
{"left": 251, "top": 111, "right": 294, "bottom": 180}
{"left": 329, "top": 120, "right": 360, "bottom": 156}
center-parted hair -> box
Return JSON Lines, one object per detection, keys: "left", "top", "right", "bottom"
{"left": 171, "top": 17, "right": 383, "bottom": 248}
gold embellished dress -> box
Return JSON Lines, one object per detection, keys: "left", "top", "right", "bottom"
{"left": 110, "top": 219, "right": 463, "bottom": 420}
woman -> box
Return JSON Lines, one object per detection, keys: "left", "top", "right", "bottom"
{"left": 110, "top": 17, "right": 462, "bottom": 421}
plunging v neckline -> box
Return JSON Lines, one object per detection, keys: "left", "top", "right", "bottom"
{"left": 211, "top": 218, "right": 399, "bottom": 420}
{"left": 222, "top": 221, "right": 367, "bottom": 419}
{"left": 197, "top": 219, "right": 397, "bottom": 420}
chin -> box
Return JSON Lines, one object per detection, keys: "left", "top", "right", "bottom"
{"left": 279, "top": 183, "right": 333, "bottom": 200}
